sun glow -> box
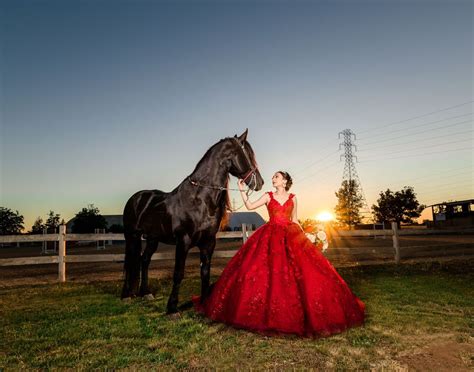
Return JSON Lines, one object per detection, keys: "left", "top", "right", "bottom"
{"left": 316, "top": 211, "right": 334, "bottom": 222}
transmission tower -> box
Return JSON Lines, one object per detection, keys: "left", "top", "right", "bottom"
{"left": 338, "top": 129, "right": 372, "bottom": 223}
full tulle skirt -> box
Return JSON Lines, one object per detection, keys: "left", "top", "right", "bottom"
{"left": 193, "top": 221, "right": 366, "bottom": 337}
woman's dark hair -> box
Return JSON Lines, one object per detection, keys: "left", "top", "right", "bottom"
{"left": 277, "top": 171, "right": 293, "bottom": 191}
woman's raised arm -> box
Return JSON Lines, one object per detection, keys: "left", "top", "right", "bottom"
{"left": 238, "top": 179, "right": 270, "bottom": 210}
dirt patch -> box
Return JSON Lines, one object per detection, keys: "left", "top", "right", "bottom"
{"left": 396, "top": 338, "right": 473, "bottom": 371}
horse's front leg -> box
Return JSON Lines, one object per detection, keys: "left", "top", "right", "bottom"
{"left": 198, "top": 237, "right": 216, "bottom": 300}
{"left": 166, "top": 237, "right": 190, "bottom": 314}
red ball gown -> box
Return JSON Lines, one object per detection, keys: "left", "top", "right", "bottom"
{"left": 193, "top": 191, "right": 366, "bottom": 337}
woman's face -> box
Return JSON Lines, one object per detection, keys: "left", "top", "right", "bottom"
{"left": 272, "top": 172, "right": 287, "bottom": 189}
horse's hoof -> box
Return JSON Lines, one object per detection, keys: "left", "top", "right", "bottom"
{"left": 121, "top": 297, "right": 132, "bottom": 304}
{"left": 143, "top": 294, "right": 155, "bottom": 301}
{"left": 166, "top": 306, "right": 179, "bottom": 315}
{"left": 167, "top": 312, "right": 182, "bottom": 320}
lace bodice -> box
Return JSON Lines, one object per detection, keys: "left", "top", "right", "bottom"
{"left": 267, "top": 191, "right": 294, "bottom": 225}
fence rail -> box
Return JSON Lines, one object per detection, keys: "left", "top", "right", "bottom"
{"left": 0, "top": 224, "right": 257, "bottom": 281}
{"left": 2, "top": 223, "right": 472, "bottom": 283}
{"left": 0, "top": 231, "right": 247, "bottom": 244}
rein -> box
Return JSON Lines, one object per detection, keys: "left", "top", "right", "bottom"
{"left": 188, "top": 138, "right": 259, "bottom": 212}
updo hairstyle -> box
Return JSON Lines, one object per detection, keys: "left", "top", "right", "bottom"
{"left": 278, "top": 171, "right": 293, "bottom": 191}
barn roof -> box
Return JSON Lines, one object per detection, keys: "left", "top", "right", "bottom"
{"left": 227, "top": 212, "right": 266, "bottom": 228}
{"left": 430, "top": 199, "right": 474, "bottom": 207}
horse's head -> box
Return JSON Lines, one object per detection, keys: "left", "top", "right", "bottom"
{"left": 228, "top": 129, "right": 264, "bottom": 191}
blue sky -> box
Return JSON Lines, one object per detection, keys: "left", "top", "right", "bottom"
{"left": 1, "top": 0, "right": 472, "bottom": 231}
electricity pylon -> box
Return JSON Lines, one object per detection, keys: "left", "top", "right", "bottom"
{"left": 338, "top": 129, "right": 372, "bottom": 223}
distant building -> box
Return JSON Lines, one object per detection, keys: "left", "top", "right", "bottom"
{"left": 65, "top": 212, "right": 266, "bottom": 233}
{"left": 65, "top": 215, "right": 123, "bottom": 233}
{"left": 431, "top": 199, "right": 474, "bottom": 228}
{"left": 225, "top": 212, "right": 266, "bottom": 231}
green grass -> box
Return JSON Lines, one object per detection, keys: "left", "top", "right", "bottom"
{"left": 1, "top": 260, "right": 473, "bottom": 369}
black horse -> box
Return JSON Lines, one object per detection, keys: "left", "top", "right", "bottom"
{"left": 121, "top": 129, "right": 264, "bottom": 313}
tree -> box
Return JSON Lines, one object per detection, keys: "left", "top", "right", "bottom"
{"left": 372, "top": 186, "right": 425, "bottom": 228}
{"left": 31, "top": 217, "right": 45, "bottom": 234}
{"left": 334, "top": 180, "right": 364, "bottom": 229}
{"left": 71, "top": 204, "right": 107, "bottom": 233}
{"left": 45, "top": 210, "right": 61, "bottom": 233}
{"left": 0, "top": 207, "right": 25, "bottom": 235}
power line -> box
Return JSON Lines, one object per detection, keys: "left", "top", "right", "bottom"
{"left": 422, "top": 193, "right": 474, "bottom": 206}
{"left": 288, "top": 138, "right": 340, "bottom": 174}
{"left": 359, "top": 129, "right": 473, "bottom": 152}
{"left": 363, "top": 170, "right": 473, "bottom": 192}
{"left": 417, "top": 181, "right": 473, "bottom": 194}
{"left": 367, "top": 183, "right": 471, "bottom": 199}
{"left": 297, "top": 158, "right": 341, "bottom": 184}
{"left": 292, "top": 149, "right": 340, "bottom": 176}
{"left": 404, "top": 169, "right": 473, "bottom": 184}
{"left": 283, "top": 120, "right": 471, "bottom": 188}
{"left": 357, "top": 100, "right": 474, "bottom": 134}
{"left": 296, "top": 160, "right": 340, "bottom": 190}
{"left": 359, "top": 136, "right": 472, "bottom": 157}
{"left": 357, "top": 112, "right": 472, "bottom": 141}
{"left": 358, "top": 146, "right": 473, "bottom": 163}
{"left": 359, "top": 119, "right": 472, "bottom": 146}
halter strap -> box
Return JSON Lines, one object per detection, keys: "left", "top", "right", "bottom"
{"left": 233, "top": 137, "right": 259, "bottom": 182}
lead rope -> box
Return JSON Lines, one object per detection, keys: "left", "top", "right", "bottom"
{"left": 188, "top": 175, "right": 257, "bottom": 213}
{"left": 231, "top": 173, "right": 257, "bottom": 212}
{"left": 189, "top": 138, "right": 260, "bottom": 212}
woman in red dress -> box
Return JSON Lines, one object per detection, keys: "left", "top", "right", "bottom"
{"left": 194, "top": 171, "right": 366, "bottom": 337}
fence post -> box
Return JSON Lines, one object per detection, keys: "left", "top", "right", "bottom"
{"left": 58, "top": 224, "right": 66, "bottom": 282}
{"left": 242, "top": 223, "right": 247, "bottom": 243}
{"left": 95, "top": 228, "right": 105, "bottom": 250}
{"left": 391, "top": 222, "right": 400, "bottom": 264}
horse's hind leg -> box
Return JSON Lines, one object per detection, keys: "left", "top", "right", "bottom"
{"left": 139, "top": 238, "right": 159, "bottom": 299}
{"left": 198, "top": 237, "right": 216, "bottom": 300}
{"left": 121, "top": 232, "right": 142, "bottom": 299}
{"left": 166, "top": 238, "right": 190, "bottom": 314}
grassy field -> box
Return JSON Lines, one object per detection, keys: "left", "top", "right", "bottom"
{"left": 1, "top": 260, "right": 473, "bottom": 370}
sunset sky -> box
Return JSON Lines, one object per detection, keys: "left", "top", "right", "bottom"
{"left": 1, "top": 0, "right": 472, "bottom": 232}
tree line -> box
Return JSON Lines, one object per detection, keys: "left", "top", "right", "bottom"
{"left": 0, "top": 204, "right": 124, "bottom": 235}
{"left": 334, "top": 180, "right": 425, "bottom": 229}
{"left": 1, "top": 182, "right": 426, "bottom": 235}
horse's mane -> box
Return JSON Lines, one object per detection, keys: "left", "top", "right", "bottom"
{"left": 191, "top": 138, "right": 233, "bottom": 230}
{"left": 191, "top": 138, "right": 229, "bottom": 174}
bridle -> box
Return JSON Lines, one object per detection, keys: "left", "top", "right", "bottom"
{"left": 234, "top": 137, "right": 259, "bottom": 190}
{"left": 189, "top": 137, "right": 259, "bottom": 198}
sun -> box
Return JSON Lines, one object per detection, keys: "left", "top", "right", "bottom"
{"left": 316, "top": 211, "right": 334, "bottom": 222}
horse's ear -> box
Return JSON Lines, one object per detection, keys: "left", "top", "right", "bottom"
{"left": 237, "top": 129, "right": 248, "bottom": 143}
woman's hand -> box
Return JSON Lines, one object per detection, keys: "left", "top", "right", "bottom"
{"left": 238, "top": 179, "right": 246, "bottom": 191}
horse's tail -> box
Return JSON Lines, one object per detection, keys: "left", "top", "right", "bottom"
{"left": 121, "top": 195, "right": 143, "bottom": 298}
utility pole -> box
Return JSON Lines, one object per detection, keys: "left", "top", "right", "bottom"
{"left": 338, "top": 129, "right": 371, "bottom": 224}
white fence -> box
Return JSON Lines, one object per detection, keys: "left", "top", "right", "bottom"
{"left": 0, "top": 224, "right": 259, "bottom": 282}
{"left": 2, "top": 223, "right": 472, "bottom": 283}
